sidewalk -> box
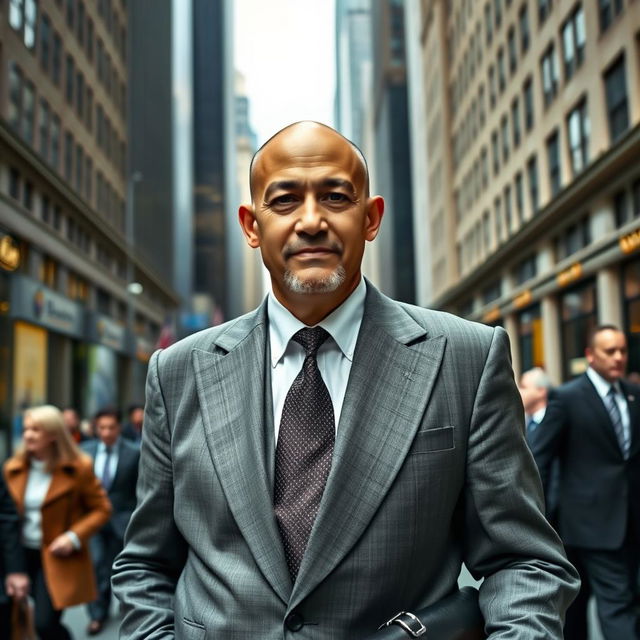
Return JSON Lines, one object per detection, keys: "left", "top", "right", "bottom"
{"left": 63, "top": 600, "right": 120, "bottom": 639}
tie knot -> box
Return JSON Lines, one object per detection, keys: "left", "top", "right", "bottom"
{"left": 293, "top": 327, "right": 330, "bottom": 357}
{"left": 608, "top": 386, "right": 618, "bottom": 398}
{"left": 105, "top": 446, "right": 112, "bottom": 455}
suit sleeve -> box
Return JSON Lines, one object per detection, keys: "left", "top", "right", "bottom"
{"left": 462, "top": 328, "right": 579, "bottom": 638}
{"left": 112, "top": 350, "right": 188, "bottom": 639}
{"left": 69, "top": 457, "right": 112, "bottom": 544}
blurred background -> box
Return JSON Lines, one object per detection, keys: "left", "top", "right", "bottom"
{"left": 0, "top": 0, "right": 639, "bottom": 459}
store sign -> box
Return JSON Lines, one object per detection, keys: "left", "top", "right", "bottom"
{"left": 556, "top": 262, "right": 582, "bottom": 288}
{"left": 10, "top": 274, "right": 84, "bottom": 337}
{"left": 0, "top": 235, "right": 20, "bottom": 271}
{"left": 513, "top": 290, "right": 532, "bottom": 309}
{"left": 620, "top": 229, "right": 640, "bottom": 255}
{"left": 483, "top": 307, "right": 501, "bottom": 324}
{"left": 86, "top": 312, "right": 127, "bottom": 353}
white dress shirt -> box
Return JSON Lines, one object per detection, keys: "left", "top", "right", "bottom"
{"left": 268, "top": 278, "right": 366, "bottom": 443}
{"left": 95, "top": 439, "right": 120, "bottom": 487}
{"left": 586, "top": 367, "right": 631, "bottom": 449}
{"left": 22, "top": 458, "right": 52, "bottom": 549}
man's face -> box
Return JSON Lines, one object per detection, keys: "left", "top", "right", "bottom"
{"left": 62, "top": 409, "right": 79, "bottom": 431}
{"left": 586, "top": 329, "right": 628, "bottom": 383}
{"left": 239, "top": 123, "right": 383, "bottom": 313}
{"left": 96, "top": 415, "right": 121, "bottom": 447}
{"left": 518, "top": 372, "right": 545, "bottom": 413}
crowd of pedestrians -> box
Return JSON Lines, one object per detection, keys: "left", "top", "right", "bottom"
{"left": 1, "top": 404, "right": 141, "bottom": 638}
{"left": 520, "top": 324, "right": 640, "bottom": 639}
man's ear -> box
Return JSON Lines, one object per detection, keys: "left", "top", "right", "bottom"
{"left": 238, "top": 204, "right": 260, "bottom": 248}
{"left": 364, "top": 196, "right": 384, "bottom": 242}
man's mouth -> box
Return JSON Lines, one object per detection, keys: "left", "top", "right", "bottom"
{"left": 284, "top": 242, "right": 342, "bottom": 260}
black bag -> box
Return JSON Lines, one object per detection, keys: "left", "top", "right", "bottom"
{"left": 366, "top": 587, "right": 485, "bottom": 639}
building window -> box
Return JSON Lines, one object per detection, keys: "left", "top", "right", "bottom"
{"left": 483, "top": 210, "right": 491, "bottom": 250}
{"left": 52, "top": 32, "right": 62, "bottom": 85}
{"left": 567, "top": 98, "right": 590, "bottom": 175}
{"left": 518, "top": 304, "right": 544, "bottom": 371}
{"left": 538, "top": 0, "right": 552, "bottom": 26}
{"left": 50, "top": 113, "right": 60, "bottom": 169}
{"left": 485, "top": 2, "right": 493, "bottom": 44}
{"left": 85, "top": 156, "right": 93, "bottom": 201}
{"left": 38, "top": 98, "right": 50, "bottom": 158}
{"left": 483, "top": 278, "right": 502, "bottom": 305}
{"left": 41, "top": 196, "right": 51, "bottom": 223}
{"left": 491, "top": 130, "right": 500, "bottom": 175}
{"left": 527, "top": 155, "right": 540, "bottom": 214}
{"left": 547, "top": 130, "right": 561, "bottom": 197}
{"left": 39, "top": 13, "right": 51, "bottom": 73}
{"left": 562, "top": 5, "right": 586, "bottom": 81}
{"left": 540, "top": 44, "right": 559, "bottom": 106}
{"left": 75, "top": 144, "right": 84, "bottom": 193}
{"left": 614, "top": 190, "right": 630, "bottom": 227}
{"left": 523, "top": 76, "right": 534, "bottom": 131}
{"left": 511, "top": 98, "right": 521, "bottom": 148}
{"left": 64, "top": 131, "right": 74, "bottom": 182}
{"left": 494, "top": 0, "right": 502, "bottom": 28}
{"left": 23, "top": 80, "right": 35, "bottom": 145}
{"left": 604, "top": 55, "right": 629, "bottom": 142}
{"left": 76, "top": 71, "right": 84, "bottom": 117}
{"left": 515, "top": 254, "right": 537, "bottom": 285}
{"left": 87, "top": 18, "right": 94, "bottom": 60}
{"left": 65, "top": 55, "right": 75, "bottom": 104}
{"left": 508, "top": 27, "right": 517, "bottom": 75}
{"left": 77, "top": 0, "right": 85, "bottom": 45}
{"left": 515, "top": 171, "right": 525, "bottom": 222}
{"left": 497, "top": 48, "right": 506, "bottom": 92}
{"left": 598, "top": 0, "right": 623, "bottom": 33}
{"left": 9, "top": 168, "right": 21, "bottom": 200}
{"left": 504, "top": 185, "right": 513, "bottom": 234}
{"left": 501, "top": 115, "right": 510, "bottom": 162}
{"left": 23, "top": 181, "right": 33, "bottom": 211}
{"left": 556, "top": 215, "right": 591, "bottom": 261}
{"left": 8, "top": 63, "right": 23, "bottom": 130}
{"left": 481, "top": 147, "right": 489, "bottom": 189}
{"left": 86, "top": 87, "right": 93, "bottom": 130}
{"left": 519, "top": 3, "right": 530, "bottom": 53}
{"left": 494, "top": 197, "right": 503, "bottom": 244}
{"left": 489, "top": 65, "right": 497, "bottom": 107}
{"left": 10, "top": 0, "right": 38, "bottom": 49}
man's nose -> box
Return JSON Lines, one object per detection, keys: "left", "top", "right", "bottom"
{"left": 296, "top": 195, "right": 326, "bottom": 234}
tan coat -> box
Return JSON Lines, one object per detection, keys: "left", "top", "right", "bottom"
{"left": 4, "top": 454, "right": 112, "bottom": 610}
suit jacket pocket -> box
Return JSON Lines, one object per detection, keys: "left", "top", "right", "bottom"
{"left": 410, "top": 426, "right": 455, "bottom": 454}
{"left": 181, "top": 617, "right": 206, "bottom": 640}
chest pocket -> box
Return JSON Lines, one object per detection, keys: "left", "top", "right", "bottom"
{"left": 409, "top": 426, "right": 455, "bottom": 454}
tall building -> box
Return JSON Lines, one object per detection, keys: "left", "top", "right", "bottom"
{"left": 415, "top": 0, "right": 640, "bottom": 383}
{"left": 130, "top": 0, "right": 239, "bottom": 333}
{"left": 368, "top": 0, "right": 416, "bottom": 304}
{"left": 0, "top": 0, "right": 178, "bottom": 455}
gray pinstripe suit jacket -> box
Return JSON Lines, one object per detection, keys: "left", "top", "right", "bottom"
{"left": 112, "top": 282, "right": 578, "bottom": 639}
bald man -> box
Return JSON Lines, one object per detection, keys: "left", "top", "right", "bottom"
{"left": 113, "top": 122, "right": 578, "bottom": 638}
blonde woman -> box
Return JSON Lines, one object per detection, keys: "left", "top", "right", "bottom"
{"left": 4, "top": 405, "right": 112, "bottom": 640}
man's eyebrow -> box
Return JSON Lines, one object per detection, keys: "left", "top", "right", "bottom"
{"left": 263, "top": 178, "right": 357, "bottom": 201}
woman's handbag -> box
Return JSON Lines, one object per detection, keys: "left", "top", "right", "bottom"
{"left": 11, "top": 596, "right": 37, "bottom": 640}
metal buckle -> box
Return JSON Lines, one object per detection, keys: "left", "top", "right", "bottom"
{"left": 378, "top": 611, "right": 427, "bottom": 637}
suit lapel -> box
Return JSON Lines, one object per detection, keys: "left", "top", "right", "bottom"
{"left": 192, "top": 304, "right": 291, "bottom": 604}
{"left": 291, "top": 285, "right": 446, "bottom": 606}
{"left": 621, "top": 381, "right": 640, "bottom": 458}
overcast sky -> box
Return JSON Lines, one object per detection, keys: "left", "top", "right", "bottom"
{"left": 233, "top": 0, "right": 336, "bottom": 145}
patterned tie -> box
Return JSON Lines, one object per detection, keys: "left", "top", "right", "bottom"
{"left": 274, "top": 327, "right": 335, "bottom": 580}
{"left": 605, "top": 387, "right": 629, "bottom": 458}
{"left": 101, "top": 446, "right": 113, "bottom": 490}
{"left": 526, "top": 416, "right": 538, "bottom": 436}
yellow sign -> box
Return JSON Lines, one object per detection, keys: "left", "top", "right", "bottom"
{"left": 513, "top": 290, "right": 532, "bottom": 309}
{"left": 620, "top": 229, "right": 640, "bottom": 255}
{"left": 0, "top": 235, "right": 20, "bottom": 271}
{"left": 557, "top": 263, "right": 582, "bottom": 287}
{"left": 483, "top": 307, "right": 501, "bottom": 324}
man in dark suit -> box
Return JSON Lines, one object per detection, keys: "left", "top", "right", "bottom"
{"left": 532, "top": 324, "right": 640, "bottom": 638}
{"left": 82, "top": 408, "right": 139, "bottom": 635}
{"left": 121, "top": 404, "right": 144, "bottom": 444}
{"left": 112, "top": 121, "right": 578, "bottom": 638}
{"left": 0, "top": 471, "right": 29, "bottom": 637}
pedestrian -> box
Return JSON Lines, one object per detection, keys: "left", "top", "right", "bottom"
{"left": 0, "top": 471, "right": 29, "bottom": 638}
{"left": 62, "top": 407, "right": 88, "bottom": 444}
{"left": 113, "top": 121, "right": 578, "bottom": 638}
{"left": 120, "top": 404, "right": 143, "bottom": 444}
{"left": 4, "top": 404, "right": 112, "bottom": 640}
{"left": 532, "top": 324, "right": 640, "bottom": 638}
{"left": 81, "top": 407, "right": 139, "bottom": 635}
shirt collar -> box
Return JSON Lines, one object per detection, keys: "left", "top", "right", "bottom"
{"left": 98, "top": 439, "right": 119, "bottom": 454}
{"left": 268, "top": 278, "right": 367, "bottom": 367}
{"left": 531, "top": 407, "right": 546, "bottom": 423}
{"left": 586, "top": 367, "right": 621, "bottom": 398}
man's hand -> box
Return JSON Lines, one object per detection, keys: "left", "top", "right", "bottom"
{"left": 5, "top": 573, "right": 29, "bottom": 600}
{"left": 49, "top": 533, "right": 75, "bottom": 557}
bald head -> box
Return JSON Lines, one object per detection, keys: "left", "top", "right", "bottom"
{"left": 249, "top": 121, "right": 370, "bottom": 203}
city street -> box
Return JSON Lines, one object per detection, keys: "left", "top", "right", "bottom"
{"left": 63, "top": 601, "right": 120, "bottom": 639}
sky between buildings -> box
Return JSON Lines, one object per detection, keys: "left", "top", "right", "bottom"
{"left": 234, "top": 0, "right": 336, "bottom": 145}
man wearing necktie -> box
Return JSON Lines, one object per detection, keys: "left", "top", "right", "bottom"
{"left": 112, "top": 121, "right": 577, "bottom": 638}
{"left": 81, "top": 408, "right": 139, "bottom": 635}
{"left": 532, "top": 325, "right": 640, "bottom": 638}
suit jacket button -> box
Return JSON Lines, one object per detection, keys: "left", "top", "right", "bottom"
{"left": 285, "top": 611, "right": 304, "bottom": 631}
